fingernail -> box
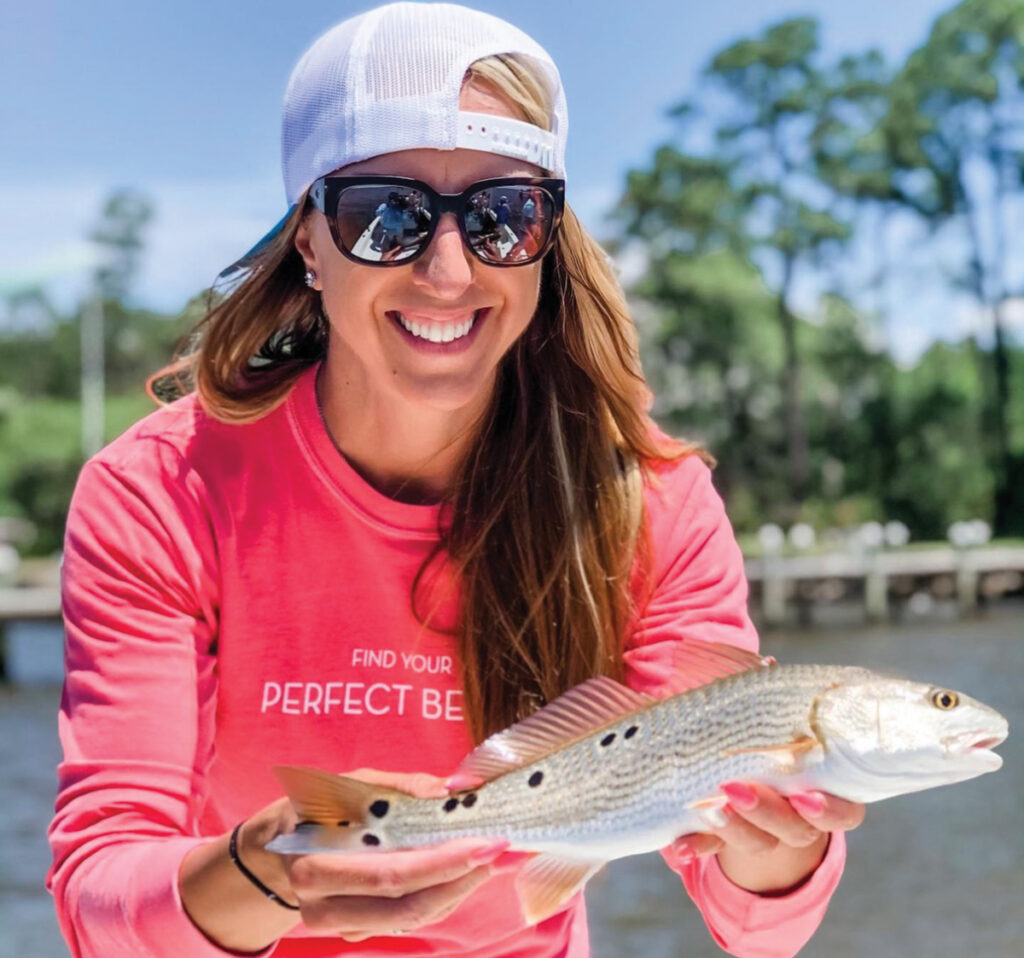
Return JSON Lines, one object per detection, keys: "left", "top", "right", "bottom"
{"left": 446, "top": 772, "right": 485, "bottom": 792}
{"left": 469, "top": 841, "right": 510, "bottom": 864}
{"left": 720, "top": 782, "right": 758, "bottom": 811}
{"left": 789, "top": 791, "right": 826, "bottom": 818}
{"left": 697, "top": 805, "right": 729, "bottom": 830}
{"left": 491, "top": 851, "right": 532, "bottom": 873}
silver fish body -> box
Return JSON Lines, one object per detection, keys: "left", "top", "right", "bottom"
{"left": 268, "top": 658, "right": 1007, "bottom": 864}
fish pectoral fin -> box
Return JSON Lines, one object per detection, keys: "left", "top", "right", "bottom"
{"left": 515, "top": 855, "right": 604, "bottom": 926}
{"left": 272, "top": 765, "right": 405, "bottom": 828}
{"left": 723, "top": 734, "right": 820, "bottom": 763}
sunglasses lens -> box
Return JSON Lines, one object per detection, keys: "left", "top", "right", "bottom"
{"left": 325, "top": 180, "right": 559, "bottom": 266}
{"left": 463, "top": 187, "right": 556, "bottom": 264}
{"left": 333, "top": 184, "right": 432, "bottom": 263}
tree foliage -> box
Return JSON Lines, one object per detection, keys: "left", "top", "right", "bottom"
{"left": 617, "top": 0, "right": 1023, "bottom": 539}
{"left": 881, "top": 0, "right": 1024, "bottom": 531}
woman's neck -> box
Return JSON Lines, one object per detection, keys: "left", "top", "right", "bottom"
{"left": 315, "top": 358, "right": 486, "bottom": 505}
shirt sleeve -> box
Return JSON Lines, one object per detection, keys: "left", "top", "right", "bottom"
{"left": 46, "top": 444, "right": 274, "bottom": 958}
{"left": 622, "top": 454, "right": 845, "bottom": 958}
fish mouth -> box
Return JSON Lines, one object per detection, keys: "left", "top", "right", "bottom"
{"left": 943, "top": 729, "right": 1008, "bottom": 756}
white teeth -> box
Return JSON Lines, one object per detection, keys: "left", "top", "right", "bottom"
{"left": 397, "top": 312, "right": 476, "bottom": 343}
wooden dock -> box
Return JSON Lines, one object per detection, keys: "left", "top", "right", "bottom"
{"left": 746, "top": 545, "right": 1024, "bottom": 626}
{"left": 0, "top": 586, "right": 61, "bottom": 621}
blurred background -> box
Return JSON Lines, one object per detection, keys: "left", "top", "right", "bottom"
{"left": 1, "top": 0, "right": 1021, "bottom": 955}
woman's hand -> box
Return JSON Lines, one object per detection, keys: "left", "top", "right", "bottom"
{"left": 180, "top": 768, "right": 513, "bottom": 952}
{"left": 259, "top": 768, "right": 516, "bottom": 942}
{"left": 666, "top": 783, "right": 865, "bottom": 895}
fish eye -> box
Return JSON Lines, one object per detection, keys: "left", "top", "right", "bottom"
{"left": 931, "top": 689, "right": 959, "bottom": 710}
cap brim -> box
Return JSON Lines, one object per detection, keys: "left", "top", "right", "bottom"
{"left": 215, "top": 205, "right": 297, "bottom": 284}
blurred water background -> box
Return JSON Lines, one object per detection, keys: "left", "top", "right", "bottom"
{"left": 3, "top": 607, "right": 1020, "bottom": 957}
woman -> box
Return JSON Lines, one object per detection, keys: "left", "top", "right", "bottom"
{"left": 47, "top": 4, "right": 862, "bottom": 957}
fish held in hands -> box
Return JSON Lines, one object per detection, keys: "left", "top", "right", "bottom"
{"left": 266, "top": 641, "right": 1008, "bottom": 924}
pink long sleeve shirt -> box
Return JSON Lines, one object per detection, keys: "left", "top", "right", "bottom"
{"left": 48, "top": 362, "right": 845, "bottom": 958}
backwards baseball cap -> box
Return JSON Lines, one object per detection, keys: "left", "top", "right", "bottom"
{"left": 222, "top": 2, "right": 568, "bottom": 278}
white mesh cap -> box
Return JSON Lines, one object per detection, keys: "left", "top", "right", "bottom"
{"left": 281, "top": 2, "right": 569, "bottom": 207}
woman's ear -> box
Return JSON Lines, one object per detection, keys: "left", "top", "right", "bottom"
{"left": 294, "top": 215, "right": 319, "bottom": 274}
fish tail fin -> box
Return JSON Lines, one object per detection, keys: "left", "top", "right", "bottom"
{"left": 267, "top": 766, "right": 409, "bottom": 854}
{"left": 272, "top": 765, "right": 383, "bottom": 826}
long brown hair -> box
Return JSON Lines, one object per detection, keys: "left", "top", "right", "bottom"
{"left": 149, "top": 55, "right": 705, "bottom": 742}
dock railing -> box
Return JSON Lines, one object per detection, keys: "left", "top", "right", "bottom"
{"left": 746, "top": 545, "right": 1024, "bottom": 626}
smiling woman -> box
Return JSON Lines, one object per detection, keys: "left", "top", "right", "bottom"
{"left": 47, "top": 4, "right": 859, "bottom": 958}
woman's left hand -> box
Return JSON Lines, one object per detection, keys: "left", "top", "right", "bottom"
{"left": 666, "top": 782, "right": 865, "bottom": 895}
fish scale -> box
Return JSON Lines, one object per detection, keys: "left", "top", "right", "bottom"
{"left": 370, "top": 665, "right": 880, "bottom": 850}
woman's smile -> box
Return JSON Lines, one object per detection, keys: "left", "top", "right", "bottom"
{"left": 389, "top": 307, "right": 490, "bottom": 353}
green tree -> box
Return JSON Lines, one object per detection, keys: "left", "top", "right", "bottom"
{"left": 619, "top": 19, "right": 872, "bottom": 511}
{"left": 811, "top": 50, "right": 899, "bottom": 318}
{"left": 881, "top": 0, "right": 1024, "bottom": 533}
{"left": 90, "top": 189, "right": 154, "bottom": 304}
{"left": 695, "top": 18, "right": 855, "bottom": 503}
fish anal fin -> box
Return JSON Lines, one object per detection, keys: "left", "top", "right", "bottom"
{"left": 272, "top": 765, "right": 405, "bottom": 827}
{"left": 454, "top": 677, "right": 655, "bottom": 783}
{"left": 515, "top": 855, "right": 604, "bottom": 926}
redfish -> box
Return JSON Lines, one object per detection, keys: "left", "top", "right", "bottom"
{"left": 266, "top": 641, "right": 1008, "bottom": 923}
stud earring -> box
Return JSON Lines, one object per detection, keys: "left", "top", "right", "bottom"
{"left": 304, "top": 270, "right": 317, "bottom": 288}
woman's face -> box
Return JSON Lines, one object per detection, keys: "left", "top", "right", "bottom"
{"left": 296, "top": 82, "right": 546, "bottom": 417}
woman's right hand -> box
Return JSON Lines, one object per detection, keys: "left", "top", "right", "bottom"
{"left": 219, "top": 768, "right": 514, "bottom": 946}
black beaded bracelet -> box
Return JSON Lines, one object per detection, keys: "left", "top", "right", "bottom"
{"left": 228, "top": 822, "right": 301, "bottom": 911}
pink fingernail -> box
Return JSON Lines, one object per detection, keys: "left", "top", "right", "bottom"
{"left": 469, "top": 841, "right": 510, "bottom": 864}
{"left": 491, "top": 851, "right": 532, "bottom": 873}
{"left": 447, "top": 772, "right": 486, "bottom": 792}
{"left": 789, "top": 791, "right": 826, "bottom": 818}
{"left": 720, "top": 782, "right": 758, "bottom": 811}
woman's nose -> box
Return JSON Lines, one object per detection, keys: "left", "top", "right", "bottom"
{"left": 411, "top": 215, "right": 474, "bottom": 297}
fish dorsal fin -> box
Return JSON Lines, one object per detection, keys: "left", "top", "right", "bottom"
{"left": 454, "top": 677, "right": 656, "bottom": 783}
{"left": 515, "top": 855, "right": 604, "bottom": 925}
{"left": 272, "top": 765, "right": 405, "bottom": 827}
{"left": 659, "top": 640, "right": 775, "bottom": 696}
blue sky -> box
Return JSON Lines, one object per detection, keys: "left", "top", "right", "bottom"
{"left": 3, "top": 0, "right": 1012, "bottom": 362}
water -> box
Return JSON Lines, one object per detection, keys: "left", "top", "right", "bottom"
{"left": 3, "top": 609, "right": 1022, "bottom": 957}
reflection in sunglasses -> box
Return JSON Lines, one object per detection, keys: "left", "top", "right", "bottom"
{"left": 315, "top": 175, "right": 564, "bottom": 267}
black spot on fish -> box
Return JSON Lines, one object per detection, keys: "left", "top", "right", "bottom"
{"left": 362, "top": 833, "right": 381, "bottom": 846}
{"left": 443, "top": 797, "right": 459, "bottom": 812}
{"left": 370, "top": 800, "right": 389, "bottom": 819}
{"left": 528, "top": 771, "right": 543, "bottom": 787}
{"left": 625, "top": 726, "right": 638, "bottom": 739}
{"left": 600, "top": 732, "right": 616, "bottom": 747}
{"left": 336, "top": 820, "right": 350, "bottom": 828}
{"left": 462, "top": 792, "right": 478, "bottom": 808}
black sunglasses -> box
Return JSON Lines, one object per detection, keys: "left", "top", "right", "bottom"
{"left": 307, "top": 175, "right": 565, "bottom": 267}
